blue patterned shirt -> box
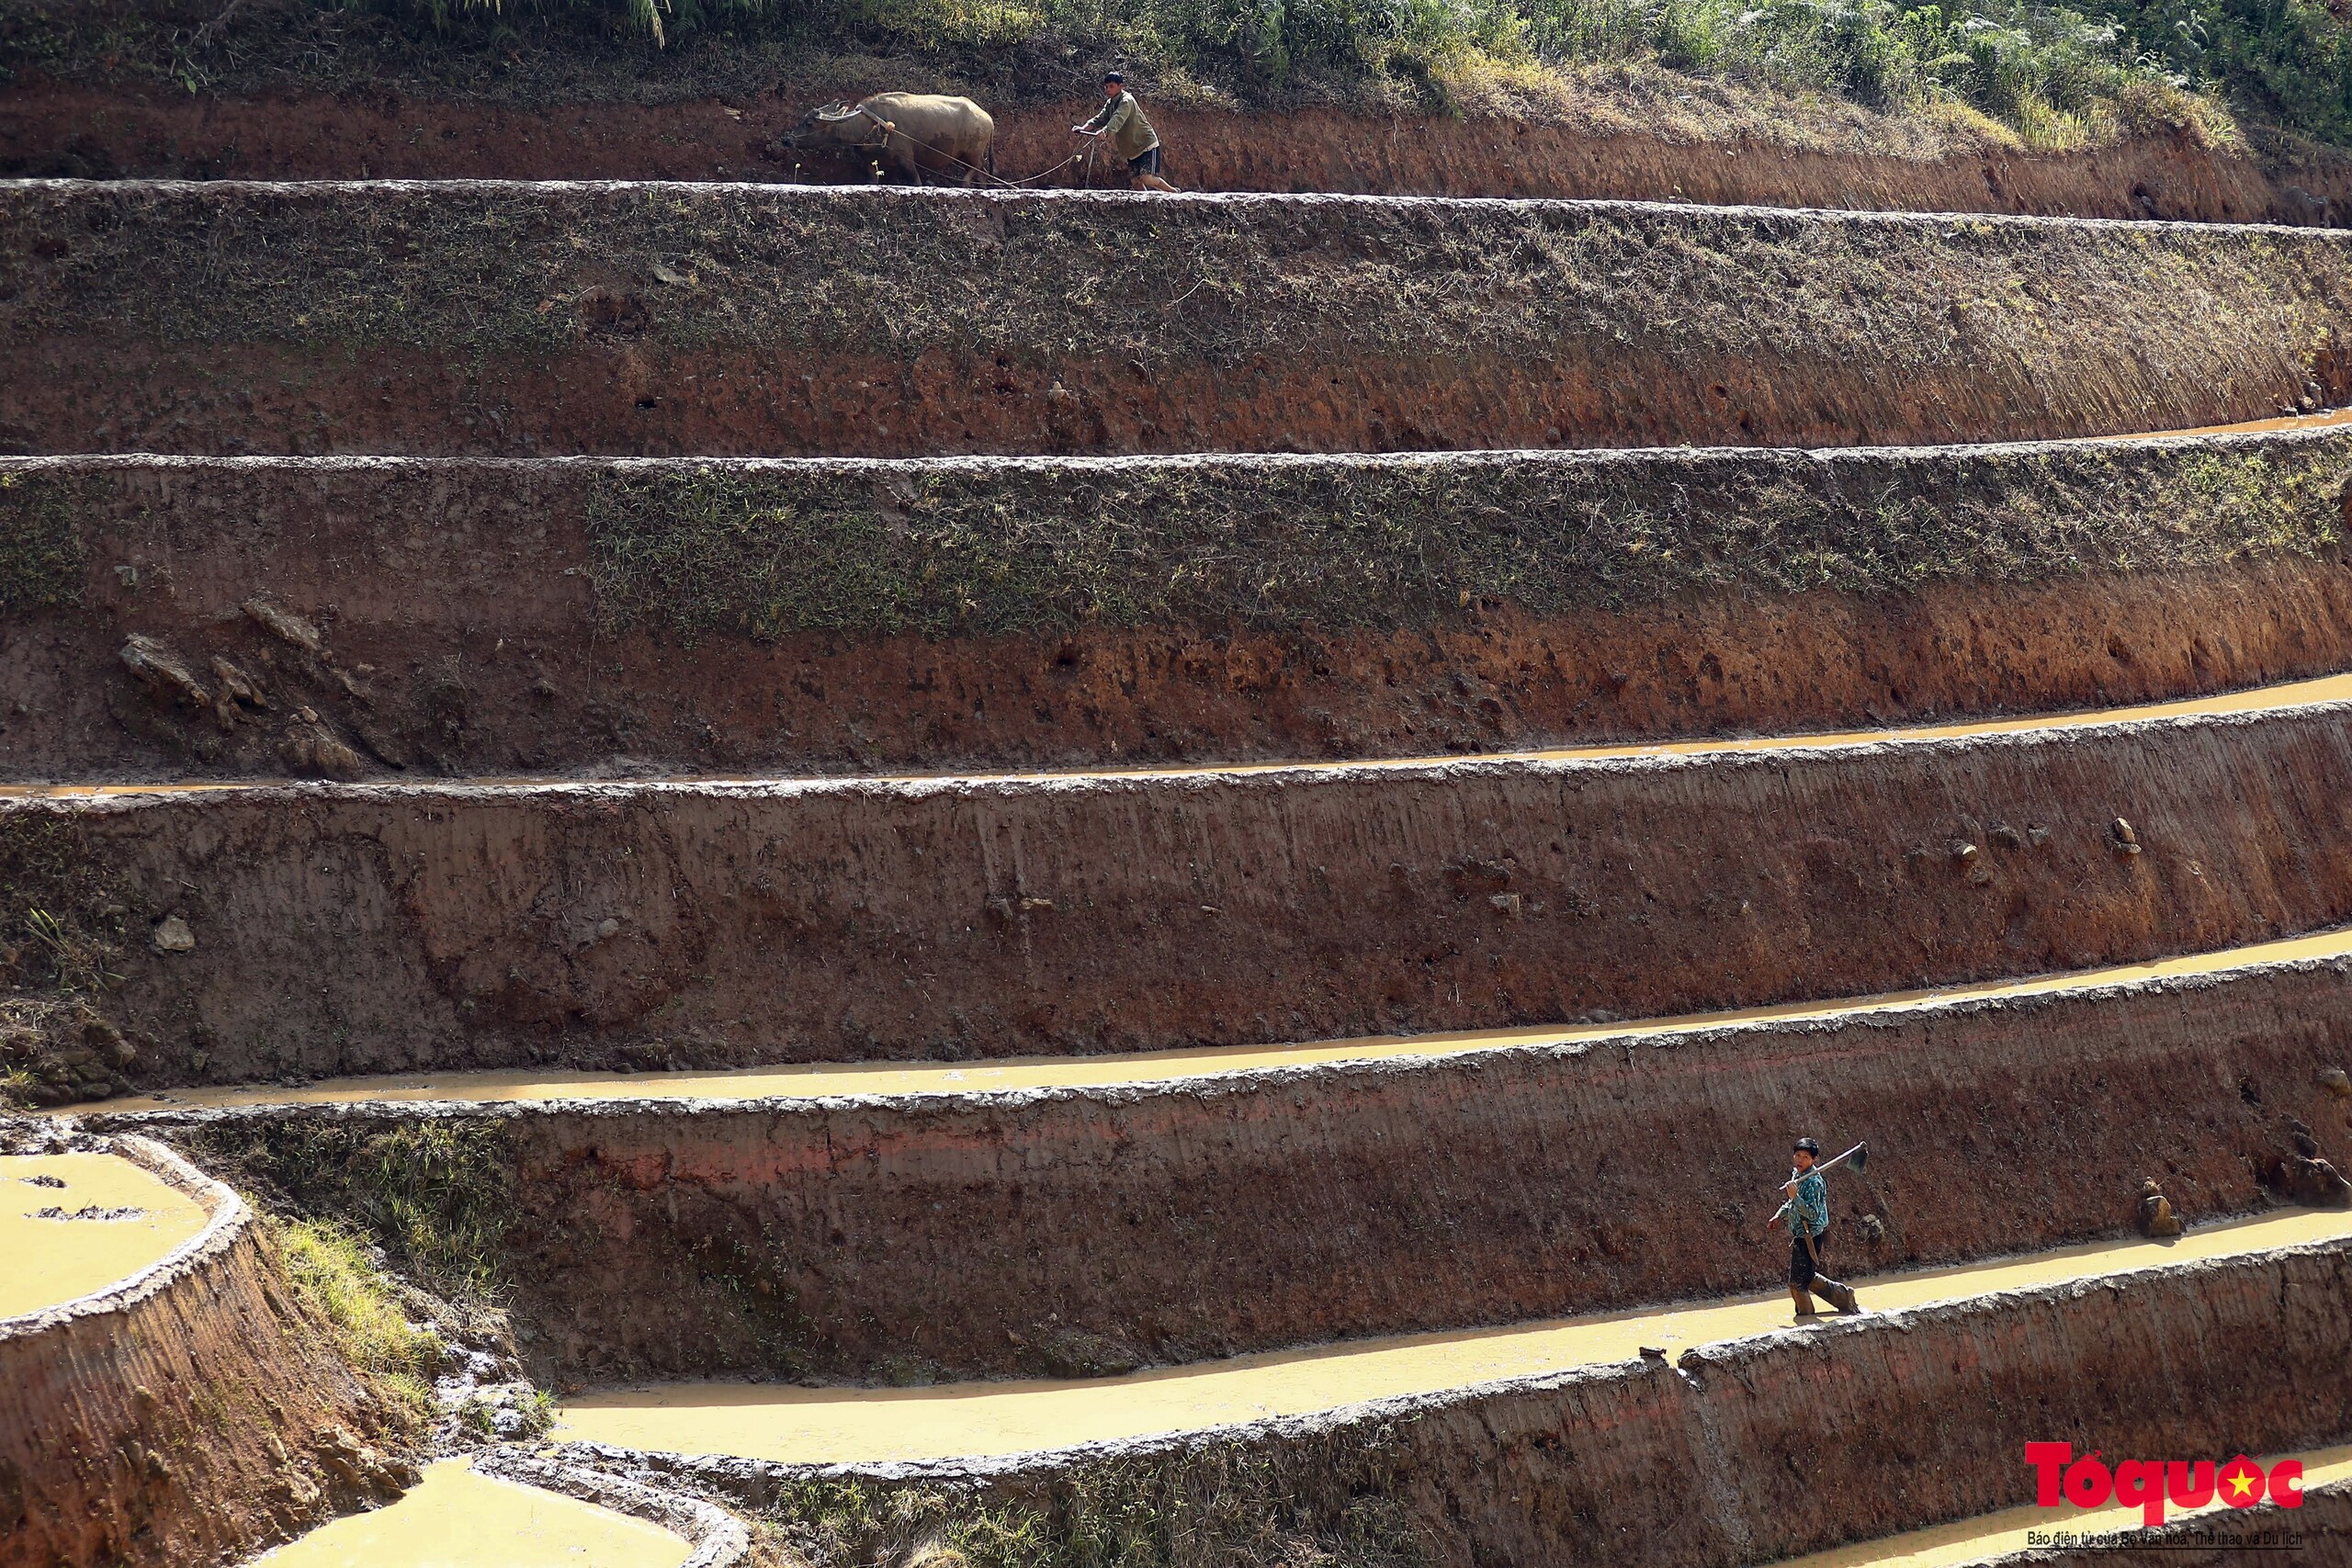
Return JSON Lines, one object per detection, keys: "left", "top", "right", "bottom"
{"left": 1776, "top": 1168, "right": 1829, "bottom": 1237}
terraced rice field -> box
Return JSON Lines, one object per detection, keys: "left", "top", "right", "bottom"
{"left": 5, "top": 55, "right": 2352, "bottom": 1568}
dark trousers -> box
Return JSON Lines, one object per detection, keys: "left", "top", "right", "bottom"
{"left": 1790, "top": 1226, "right": 1830, "bottom": 1288}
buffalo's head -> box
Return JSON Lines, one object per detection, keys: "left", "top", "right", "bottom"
{"left": 782, "top": 102, "right": 874, "bottom": 149}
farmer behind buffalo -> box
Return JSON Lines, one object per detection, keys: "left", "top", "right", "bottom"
{"left": 1075, "top": 73, "right": 1178, "bottom": 192}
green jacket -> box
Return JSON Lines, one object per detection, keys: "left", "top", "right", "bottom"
{"left": 1082, "top": 91, "right": 1159, "bottom": 161}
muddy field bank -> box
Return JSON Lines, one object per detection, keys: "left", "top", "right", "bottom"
{"left": 0, "top": 1137, "right": 413, "bottom": 1568}
{"left": 7, "top": 437, "right": 2352, "bottom": 779}
{"left": 617, "top": 1243, "right": 2352, "bottom": 1568}
{"left": 12, "top": 705, "right": 2352, "bottom": 1079}
{"left": 127, "top": 959, "right": 2352, "bottom": 1383}
{"left": 8, "top": 82, "right": 2352, "bottom": 224}
{"left": 6, "top": 183, "right": 2352, "bottom": 457}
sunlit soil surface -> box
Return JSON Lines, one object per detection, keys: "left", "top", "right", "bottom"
{"left": 251, "top": 1461, "right": 691, "bottom": 1568}
{"left": 1767, "top": 1444, "right": 2352, "bottom": 1566}
{"left": 89, "top": 923, "right": 2352, "bottom": 1114}
{"left": 0, "top": 1151, "right": 210, "bottom": 1318}
{"left": 551, "top": 1209, "right": 2352, "bottom": 1467}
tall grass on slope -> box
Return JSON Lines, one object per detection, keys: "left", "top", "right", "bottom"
{"left": 262, "top": 0, "right": 2240, "bottom": 148}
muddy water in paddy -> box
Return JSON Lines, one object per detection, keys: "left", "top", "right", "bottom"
{"left": 0, "top": 1152, "right": 209, "bottom": 1317}
{"left": 89, "top": 923, "right": 2352, "bottom": 1114}
{"left": 2109, "top": 406, "right": 2352, "bottom": 441}
{"left": 252, "top": 1461, "right": 689, "bottom": 1568}
{"left": 550, "top": 1208, "right": 2352, "bottom": 1465}
{"left": 1770, "top": 1446, "right": 2352, "bottom": 1566}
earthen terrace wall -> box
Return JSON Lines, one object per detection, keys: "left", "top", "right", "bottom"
{"left": 6, "top": 183, "right": 2352, "bottom": 457}
{"left": 13, "top": 698, "right": 2352, "bottom": 1079}
{"left": 6, "top": 83, "right": 2352, "bottom": 227}
{"left": 592, "top": 1238, "right": 2352, "bottom": 1568}
{"left": 0, "top": 1134, "right": 410, "bottom": 1568}
{"left": 6, "top": 433, "right": 2352, "bottom": 778}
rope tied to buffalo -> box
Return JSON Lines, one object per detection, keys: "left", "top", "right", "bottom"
{"left": 835, "top": 105, "right": 1098, "bottom": 189}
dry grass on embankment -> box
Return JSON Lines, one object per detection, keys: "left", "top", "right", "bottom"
{"left": 7, "top": 430, "right": 2352, "bottom": 779}
{"left": 6, "top": 183, "right": 2352, "bottom": 457}
{"left": 0, "top": 0, "right": 2233, "bottom": 154}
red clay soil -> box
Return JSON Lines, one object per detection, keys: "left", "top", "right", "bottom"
{"left": 6, "top": 79, "right": 2351, "bottom": 224}
{"left": 616, "top": 1242, "right": 2352, "bottom": 1568}
{"left": 12, "top": 334, "right": 2343, "bottom": 462}
{"left": 9, "top": 184, "right": 2352, "bottom": 458}
{"left": 0, "top": 1135, "right": 414, "bottom": 1568}
{"left": 17, "top": 698, "right": 2352, "bottom": 1079}
{"left": 10, "top": 446, "right": 2352, "bottom": 781}
{"left": 134, "top": 957, "right": 2352, "bottom": 1384}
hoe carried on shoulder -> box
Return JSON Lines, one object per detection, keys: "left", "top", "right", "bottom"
{"left": 1792, "top": 1141, "right": 1869, "bottom": 1180}
{"left": 1784, "top": 1142, "right": 1868, "bottom": 1315}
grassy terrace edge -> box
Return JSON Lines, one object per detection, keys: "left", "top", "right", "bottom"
{"left": 6, "top": 429, "right": 2350, "bottom": 638}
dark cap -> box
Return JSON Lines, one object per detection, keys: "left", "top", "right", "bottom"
{"left": 1102, "top": 70, "right": 1125, "bottom": 84}
{"left": 1792, "top": 1136, "right": 1821, "bottom": 1156}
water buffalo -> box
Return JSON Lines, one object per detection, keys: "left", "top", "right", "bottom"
{"left": 789, "top": 93, "right": 996, "bottom": 186}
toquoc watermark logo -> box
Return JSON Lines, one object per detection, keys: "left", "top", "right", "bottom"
{"left": 2027, "top": 1444, "right": 2309, "bottom": 1529}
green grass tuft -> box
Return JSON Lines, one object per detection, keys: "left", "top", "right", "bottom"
{"left": 275, "top": 1214, "right": 446, "bottom": 1425}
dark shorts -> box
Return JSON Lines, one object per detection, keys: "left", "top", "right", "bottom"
{"left": 1128, "top": 145, "right": 1163, "bottom": 177}
{"left": 1791, "top": 1226, "right": 1828, "bottom": 1288}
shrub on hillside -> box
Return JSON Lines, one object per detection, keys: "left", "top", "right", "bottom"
{"left": 2087, "top": 0, "right": 2352, "bottom": 142}
{"left": 17, "top": 0, "right": 2346, "bottom": 146}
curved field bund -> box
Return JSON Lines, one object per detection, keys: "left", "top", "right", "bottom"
{"left": 0, "top": 1134, "right": 412, "bottom": 1568}
{"left": 7, "top": 182, "right": 2352, "bottom": 458}
{"left": 8, "top": 82, "right": 2352, "bottom": 226}
{"left": 571, "top": 1230, "right": 2352, "bottom": 1568}
{"left": 104, "top": 944, "right": 2352, "bottom": 1384}
{"left": 7, "top": 429, "right": 2352, "bottom": 780}
{"left": 17, "top": 689, "right": 2352, "bottom": 1079}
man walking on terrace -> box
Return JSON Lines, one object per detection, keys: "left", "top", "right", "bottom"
{"left": 1075, "top": 72, "right": 1178, "bottom": 192}
{"left": 1768, "top": 1136, "right": 1862, "bottom": 1318}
